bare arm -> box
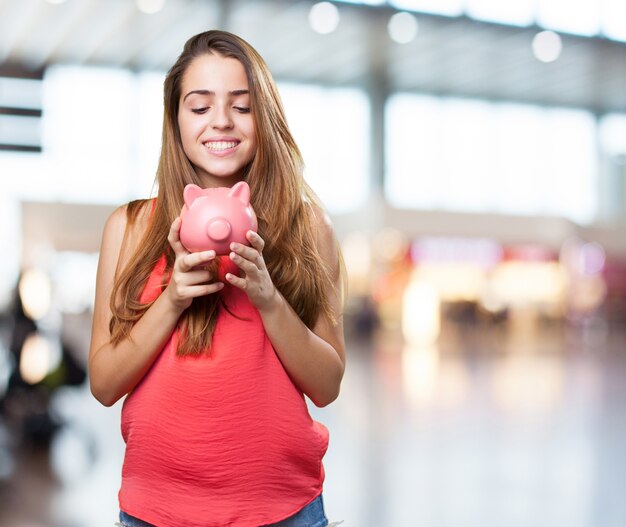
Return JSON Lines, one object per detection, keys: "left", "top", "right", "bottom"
{"left": 226, "top": 211, "right": 346, "bottom": 407}
{"left": 88, "top": 209, "right": 223, "bottom": 407}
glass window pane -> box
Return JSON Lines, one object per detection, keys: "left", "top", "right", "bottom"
{"left": 135, "top": 71, "right": 165, "bottom": 198}
{"left": 385, "top": 94, "right": 442, "bottom": 209}
{"left": 38, "top": 66, "right": 164, "bottom": 203}
{"left": 599, "top": 114, "right": 626, "bottom": 156}
{"left": 537, "top": 107, "right": 597, "bottom": 222}
{"left": 490, "top": 103, "right": 545, "bottom": 215}
{"left": 389, "top": 0, "right": 464, "bottom": 17}
{"left": 279, "top": 83, "right": 370, "bottom": 214}
{"left": 42, "top": 65, "right": 135, "bottom": 203}
{"left": 0, "top": 77, "right": 42, "bottom": 108}
{"left": 537, "top": 0, "right": 601, "bottom": 36}
{"left": 385, "top": 93, "right": 598, "bottom": 224}
{"left": 601, "top": 0, "right": 626, "bottom": 41}
{"left": 0, "top": 115, "right": 40, "bottom": 146}
{"left": 465, "top": 0, "right": 536, "bottom": 27}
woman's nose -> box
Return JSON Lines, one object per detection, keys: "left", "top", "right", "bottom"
{"left": 210, "top": 105, "right": 233, "bottom": 129}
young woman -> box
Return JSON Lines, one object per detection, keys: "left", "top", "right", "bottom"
{"left": 88, "top": 30, "right": 345, "bottom": 527}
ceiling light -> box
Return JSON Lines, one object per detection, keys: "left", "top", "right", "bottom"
{"left": 309, "top": 2, "right": 340, "bottom": 34}
{"left": 388, "top": 12, "right": 418, "bottom": 44}
{"left": 532, "top": 30, "right": 562, "bottom": 63}
{"left": 136, "top": 0, "right": 166, "bottom": 15}
{"left": 46, "top": 0, "right": 67, "bottom": 4}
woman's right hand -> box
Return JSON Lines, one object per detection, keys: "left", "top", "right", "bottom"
{"left": 165, "top": 216, "right": 224, "bottom": 311}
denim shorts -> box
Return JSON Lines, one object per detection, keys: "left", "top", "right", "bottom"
{"left": 117, "top": 494, "right": 329, "bottom": 527}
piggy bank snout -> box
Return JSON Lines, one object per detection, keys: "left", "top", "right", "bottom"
{"left": 207, "top": 217, "right": 232, "bottom": 242}
{"left": 180, "top": 182, "right": 257, "bottom": 254}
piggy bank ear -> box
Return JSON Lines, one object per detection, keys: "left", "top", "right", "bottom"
{"left": 229, "top": 181, "right": 250, "bottom": 205}
{"left": 183, "top": 184, "right": 204, "bottom": 207}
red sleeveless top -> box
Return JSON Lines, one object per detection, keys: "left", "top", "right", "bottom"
{"left": 118, "top": 255, "right": 328, "bottom": 526}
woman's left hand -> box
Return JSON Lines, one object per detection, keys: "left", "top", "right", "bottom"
{"left": 226, "top": 231, "right": 277, "bottom": 311}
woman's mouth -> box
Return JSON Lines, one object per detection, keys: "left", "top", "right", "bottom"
{"left": 204, "top": 140, "right": 239, "bottom": 152}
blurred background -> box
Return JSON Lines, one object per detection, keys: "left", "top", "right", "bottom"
{"left": 1, "top": 0, "right": 626, "bottom": 526}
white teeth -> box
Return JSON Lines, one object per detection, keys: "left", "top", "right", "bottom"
{"left": 205, "top": 141, "right": 238, "bottom": 151}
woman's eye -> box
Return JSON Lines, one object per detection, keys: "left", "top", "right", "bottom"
{"left": 191, "top": 107, "right": 209, "bottom": 114}
{"left": 235, "top": 106, "right": 251, "bottom": 113}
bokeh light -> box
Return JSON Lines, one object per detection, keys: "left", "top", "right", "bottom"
{"left": 532, "top": 30, "right": 563, "bottom": 63}
{"left": 388, "top": 12, "right": 419, "bottom": 44}
{"left": 309, "top": 2, "right": 340, "bottom": 34}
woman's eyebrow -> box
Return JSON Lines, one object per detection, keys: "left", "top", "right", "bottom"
{"left": 183, "top": 89, "right": 250, "bottom": 101}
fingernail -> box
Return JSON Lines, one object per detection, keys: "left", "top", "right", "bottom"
{"left": 229, "top": 252, "right": 237, "bottom": 260}
{"left": 230, "top": 242, "right": 237, "bottom": 250}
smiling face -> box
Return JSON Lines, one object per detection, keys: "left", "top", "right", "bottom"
{"left": 177, "top": 53, "right": 257, "bottom": 188}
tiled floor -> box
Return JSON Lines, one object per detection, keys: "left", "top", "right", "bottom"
{"left": 1, "top": 317, "right": 626, "bottom": 527}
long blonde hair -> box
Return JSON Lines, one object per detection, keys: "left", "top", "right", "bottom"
{"left": 109, "top": 30, "right": 340, "bottom": 356}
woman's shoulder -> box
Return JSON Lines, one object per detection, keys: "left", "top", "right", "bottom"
{"left": 106, "top": 198, "right": 154, "bottom": 234}
{"left": 126, "top": 197, "right": 156, "bottom": 225}
{"left": 102, "top": 198, "right": 155, "bottom": 261}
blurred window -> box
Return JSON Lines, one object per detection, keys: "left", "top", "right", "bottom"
{"left": 279, "top": 83, "right": 370, "bottom": 214}
{"left": 389, "top": 0, "right": 625, "bottom": 42}
{"left": 0, "top": 66, "right": 162, "bottom": 204}
{"left": 0, "top": 76, "right": 43, "bottom": 152}
{"left": 0, "top": 77, "right": 42, "bottom": 108}
{"left": 42, "top": 66, "right": 135, "bottom": 203}
{"left": 536, "top": 0, "right": 601, "bottom": 36}
{"left": 0, "top": 70, "right": 369, "bottom": 303}
{"left": 465, "top": 0, "right": 535, "bottom": 26}
{"left": 41, "top": 65, "right": 162, "bottom": 203}
{"left": 385, "top": 93, "right": 597, "bottom": 224}
{"left": 0, "top": 115, "right": 40, "bottom": 147}
{"left": 602, "top": 0, "right": 626, "bottom": 41}
{"left": 34, "top": 67, "right": 370, "bottom": 213}
{"left": 599, "top": 114, "right": 626, "bottom": 157}
{"left": 135, "top": 71, "right": 166, "bottom": 197}
{"left": 389, "top": 0, "right": 464, "bottom": 17}
{"left": 0, "top": 66, "right": 163, "bottom": 302}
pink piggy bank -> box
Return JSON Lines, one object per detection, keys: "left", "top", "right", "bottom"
{"left": 179, "top": 181, "right": 257, "bottom": 255}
